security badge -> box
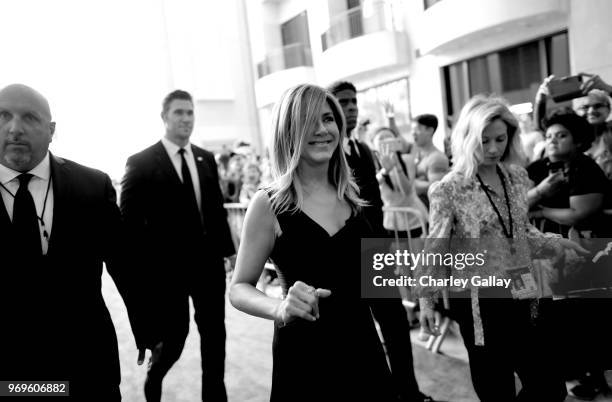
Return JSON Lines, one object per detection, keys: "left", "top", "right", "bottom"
{"left": 506, "top": 265, "right": 538, "bottom": 299}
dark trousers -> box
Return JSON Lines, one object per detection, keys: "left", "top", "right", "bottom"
{"left": 369, "top": 299, "right": 424, "bottom": 402}
{"left": 547, "top": 297, "right": 612, "bottom": 379}
{"left": 450, "top": 296, "right": 566, "bottom": 402}
{"left": 147, "top": 270, "right": 227, "bottom": 402}
{"left": 70, "top": 382, "right": 121, "bottom": 402}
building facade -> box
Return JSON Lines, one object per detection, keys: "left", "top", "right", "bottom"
{"left": 161, "top": 0, "right": 261, "bottom": 153}
{"left": 245, "top": 0, "right": 612, "bottom": 149}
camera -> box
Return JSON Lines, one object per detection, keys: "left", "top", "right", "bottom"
{"left": 547, "top": 160, "right": 567, "bottom": 177}
{"left": 380, "top": 138, "right": 402, "bottom": 153}
{"left": 548, "top": 75, "right": 583, "bottom": 102}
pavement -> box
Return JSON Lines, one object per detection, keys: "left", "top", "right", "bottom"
{"left": 102, "top": 271, "right": 611, "bottom": 402}
{"left": 103, "top": 271, "right": 273, "bottom": 402}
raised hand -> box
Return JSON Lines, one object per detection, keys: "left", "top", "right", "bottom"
{"left": 579, "top": 72, "right": 612, "bottom": 94}
{"left": 536, "top": 75, "right": 555, "bottom": 101}
{"left": 382, "top": 99, "right": 395, "bottom": 118}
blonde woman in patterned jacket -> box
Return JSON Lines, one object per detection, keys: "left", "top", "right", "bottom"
{"left": 416, "top": 95, "right": 587, "bottom": 402}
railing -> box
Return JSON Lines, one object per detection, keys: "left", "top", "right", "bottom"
{"left": 256, "top": 43, "right": 313, "bottom": 78}
{"left": 382, "top": 205, "right": 451, "bottom": 354}
{"left": 224, "top": 203, "right": 248, "bottom": 251}
{"left": 321, "top": 1, "right": 402, "bottom": 51}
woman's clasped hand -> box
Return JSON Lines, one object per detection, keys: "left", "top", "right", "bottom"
{"left": 274, "top": 280, "right": 331, "bottom": 326}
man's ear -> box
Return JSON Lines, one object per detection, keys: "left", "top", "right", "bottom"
{"left": 49, "top": 121, "right": 56, "bottom": 141}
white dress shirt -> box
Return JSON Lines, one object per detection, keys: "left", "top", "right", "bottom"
{"left": 343, "top": 137, "right": 361, "bottom": 157}
{"left": 0, "top": 152, "right": 54, "bottom": 255}
{"left": 161, "top": 137, "right": 202, "bottom": 213}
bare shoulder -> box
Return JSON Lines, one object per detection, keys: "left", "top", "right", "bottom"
{"left": 428, "top": 150, "right": 449, "bottom": 167}
{"left": 244, "top": 189, "right": 281, "bottom": 240}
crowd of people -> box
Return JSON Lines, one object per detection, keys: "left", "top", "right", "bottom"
{"left": 2, "top": 70, "right": 612, "bottom": 402}
{"left": 215, "top": 143, "right": 271, "bottom": 205}
{"left": 230, "top": 73, "right": 612, "bottom": 402}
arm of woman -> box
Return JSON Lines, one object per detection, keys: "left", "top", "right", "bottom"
{"left": 417, "top": 180, "right": 453, "bottom": 335}
{"left": 541, "top": 193, "right": 604, "bottom": 227}
{"left": 527, "top": 171, "right": 567, "bottom": 208}
{"left": 229, "top": 190, "right": 280, "bottom": 321}
{"left": 388, "top": 153, "right": 413, "bottom": 195}
{"left": 229, "top": 190, "right": 324, "bottom": 325}
{"left": 376, "top": 143, "right": 408, "bottom": 191}
{"left": 534, "top": 75, "right": 554, "bottom": 131}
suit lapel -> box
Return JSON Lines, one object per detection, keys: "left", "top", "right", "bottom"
{"left": 191, "top": 145, "right": 209, "bottom": 233}
{"left": 47, "top": 153, "right": 70, "bottom": 255}
{"left": 154, "top": 141, "right": 182, "bottom": 186}
{"left": 191, "top": 145, "right": 208, "bottom": 200}
{"left": 0, "top": 192, "right": 10, "bottom": 231}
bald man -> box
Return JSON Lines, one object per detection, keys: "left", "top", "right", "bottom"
{"left": 0, "top": 84, "right": 142, "bottom": 401}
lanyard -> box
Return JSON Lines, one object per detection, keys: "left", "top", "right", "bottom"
{"left": 476, "top": 165, "right": 513, "bottom": 239}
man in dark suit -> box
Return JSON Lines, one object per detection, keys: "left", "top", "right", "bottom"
{"left": 328, "top": 81, "right": 436, "bottom": 402}
{"left": 0, "top": 84, "right": 142, "bottom": 401}
{"left": 120, "top": 90, "right": 234, "bottom": 402}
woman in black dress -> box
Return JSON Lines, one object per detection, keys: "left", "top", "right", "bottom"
{"left": 229, "top": 84, "right": 393, "bottom": 402}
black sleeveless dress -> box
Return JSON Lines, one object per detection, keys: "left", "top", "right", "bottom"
{"left": 269, "top": 207, "right": 394, "bottom": 402}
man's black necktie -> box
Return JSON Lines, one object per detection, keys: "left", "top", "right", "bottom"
{"left": 346, "top": 139, "right": 359, "bottom": 168}
{"left": 13, "top": 173, "right": 42, "bottom": 256}
{"left": 178, "top": 149, "right": 204, "bottom": 230}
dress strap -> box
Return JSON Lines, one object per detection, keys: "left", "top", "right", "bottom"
{"left": 272, "top": 213, "right": 282, "bottom": 238}
{"left": 262, "top": 188, "right": 283, "bottom": 238}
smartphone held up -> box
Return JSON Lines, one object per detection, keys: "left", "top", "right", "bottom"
{"left": 548, "top": 75, "right": 583, "bottom": 102}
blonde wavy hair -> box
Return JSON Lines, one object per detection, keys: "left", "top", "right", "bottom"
{"left": 451, "top": 94, "right": 525, "bottom": 178}
{"left": 266, "top": 84, "right": 363, "bottom": 215}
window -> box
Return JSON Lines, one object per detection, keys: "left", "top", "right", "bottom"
{"left": 257, "top": 11, "right": 313, "bottom": 77}
{"left": 424, "top": 0, "right": 443, "bottom": 10}
{"left": 357, "top": 78, "right": 411, "bottom": 140}
{"left": 281, "top": 11, "right": 310, "bottom": 48}
{"left": 346, "top": 0, "right": 363, "bottom": 38}
{"left": 468, "top": 56, "right": 492, "bottom": 95}
{"left": 442, "top": 32, "right": 569, "bottom": 118}
{"left": 280, "top": 11, "right": 312, "bottom": 69}
{"left": 545, "top": 32, "right": 570, "bottom": 78}
{"left": 444, "top": 62, "right": 468, "bottom": 118}
{"left": 499, "top": 41, "right": 540, "bottom": 93}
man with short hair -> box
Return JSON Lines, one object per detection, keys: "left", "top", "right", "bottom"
{"left": 328, "top": 81, "right": 383, "bottom": 228}
{"left": 411, "top": 114, "right": 449, "bottom": 208}
{"left": 328, "top": 81, "right": 436, "bottom": 402}
{"left": 121, "top": 90, "right": 234, "bottom": 401}
{"left": 0, "top": 84, "right": 141, "bottom": 401}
